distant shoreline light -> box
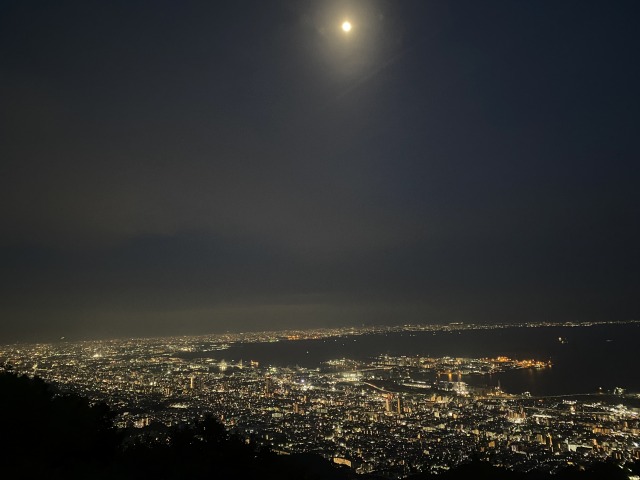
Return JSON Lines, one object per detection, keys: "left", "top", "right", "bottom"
{"left": 1, "top": 318, "right": 638, "bottom": 348}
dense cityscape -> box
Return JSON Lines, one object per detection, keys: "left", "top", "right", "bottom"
{"left": 2, "top": 1, "right": 638, "bottom": 478}
{"left": 2, "top": 320, "right": 639, "bottom": 478}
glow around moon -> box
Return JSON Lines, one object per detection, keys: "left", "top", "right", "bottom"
{"left": 342, "top": 21, "right": 352, "bottom": 32}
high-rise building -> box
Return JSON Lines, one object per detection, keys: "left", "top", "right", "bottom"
{"left": 385, "top": 394, "right": 393, "bottom": 413}
{"left": 264, "top": 377, "right": 273, "bottom": 397}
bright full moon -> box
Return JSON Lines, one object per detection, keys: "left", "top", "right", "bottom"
{"left": 342, "top": 21, "right": 352, "bottom": 32}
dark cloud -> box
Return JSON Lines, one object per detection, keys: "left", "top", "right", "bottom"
{"left": 1, "top": 0, "right": 638, "bottom": 341}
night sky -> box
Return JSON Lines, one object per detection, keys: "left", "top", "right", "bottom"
{"left": 1, "top": 1, "right": 638, "bottom": 342}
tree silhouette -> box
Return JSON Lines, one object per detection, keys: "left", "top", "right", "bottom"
{"left": 0, "top": 370, "right": 119, "bottom": 478}
{"left": 1, "top": 369, "right": 635, "bottom": 480}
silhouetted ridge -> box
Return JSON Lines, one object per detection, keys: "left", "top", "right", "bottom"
{"left": 1, "top": 370, "right": 638, "bottom": 479}
{"left": 0, "top": 368, "right": 118, "bottom": 477}
{"left": 0, "top": 370, "right": 354, "bottom": 479}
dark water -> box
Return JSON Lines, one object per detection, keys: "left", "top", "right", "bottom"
{"left": 185, "top": 324, "right": 640, "bottom": 396}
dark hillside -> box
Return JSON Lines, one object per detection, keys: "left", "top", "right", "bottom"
{"left": 0, "top": 370, "right": 637, "bottom": 480}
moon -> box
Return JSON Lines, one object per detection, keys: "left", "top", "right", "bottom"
{"left": 342, "top": 21, "right": 352, "bottom": 32}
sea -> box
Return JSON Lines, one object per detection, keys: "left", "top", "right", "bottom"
{"left": 182, "top": 323, "right": 640, "bottom": 397}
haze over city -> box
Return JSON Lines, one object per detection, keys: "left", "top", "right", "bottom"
{"left": 1, "top": 0, "right": 638, "bottom": 342}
